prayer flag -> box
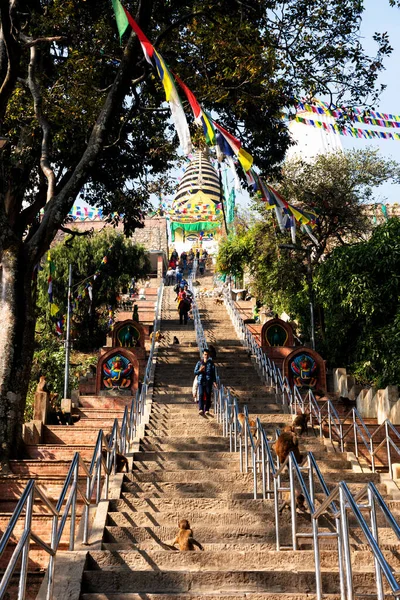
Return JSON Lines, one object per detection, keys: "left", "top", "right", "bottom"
{"left": 123, "top": 7, "right": 154, "bottom": 64}
{"left": 213, "top": 121, "right": 253, "bottom": 173}
{"left": 50, "top": 303, "right": 59, "bottom": 317}
{"left": 111, "top": 0, "right": 129, "bottom": 41}
{"left": 173, "top": 73, "right": 216, "bottom": 146}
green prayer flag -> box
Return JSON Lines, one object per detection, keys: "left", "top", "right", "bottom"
{"left": 111, "top": 0, "right": 129, "bottom": 41}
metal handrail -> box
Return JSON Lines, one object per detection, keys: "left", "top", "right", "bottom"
{"left": 223, "top": 287, "right": 400, "bottom": 479}
{"left": 207, "top": 285, "right": 400, "bottom": 599}
{"left": 0, "top": 280, "right": 164, "bottom": 600}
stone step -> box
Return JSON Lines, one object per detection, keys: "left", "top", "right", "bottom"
{"left": 102, "top": 523, "right": 399, "bottom": 549}
{"left": 106, "top": 507, "right": 398, "bottom": 529}
{"left": 25, "top": 445, "right": 97, "bottom": 461}
{"left": 81, "top": 594, "right": 345, "bottom": 600}
{"left": 0, "top": 514, "right": 76, "bottom": 542}
{"left": 9, "top": 459, "right": 82, "bottom": 477}
{"left": 80, "top": 566, "right": 386, "bottom": 595}
{"left": 78, "top": 396, "right": 132, "bottom": 409}
{"left": 86, "top": 548, "right": 397, "bottom": 572}
{"left": 119, "top": 478, "right": 386, "bottom": 498}
{"left": 76, "top": 408, "right": 126, "bottom": 419}
{"left": 0, "top": 476, "right": 89, "bottom": 504}
{"left": 139, "top": 437, "right": 230, "bottom": 451}
{"left": 43, "top": 425, "right": 110, "bottom": 445}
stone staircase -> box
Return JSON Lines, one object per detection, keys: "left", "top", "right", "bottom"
{"left": 78, "top": 280, "right": 400, "bottom": 600}
{"left": 235, "top": 297, "right": 400, "bottom": 475}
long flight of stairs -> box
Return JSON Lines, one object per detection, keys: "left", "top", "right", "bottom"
{"left": 0, "top": 284, "right": 161, "bottom": 599}
{"left": 78, "top": 277, "right": 400, "bottom": 600}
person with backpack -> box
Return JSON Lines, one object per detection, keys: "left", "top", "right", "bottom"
{"left": 194, "top": 348, "right": 217, "bottom": 416}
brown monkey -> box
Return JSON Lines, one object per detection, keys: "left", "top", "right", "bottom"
{"left": 214, "top": 297, "right": 224, "bottom": 305}
{"left": 150, "top": 330, "right": 165, "bottom": 342}
{"left": 292, "top": 413, "right": 309, "bottom": 436}
{"left": 238, "top": 413, "right": 257, "bottom": 437}
{"left": 279, "top": 489, "right": 307, "bottom": 514}
{"left": 171, "top": 519, "right": 204, "bottom": 551}
{"left": 104, "top": 434, "right": 128, "bottom": 472}
{"left": 36, "top": 375, "right": 48, "bottom": 392}
{"left": 272, "top": 431, "right": 304, "bottom": 465}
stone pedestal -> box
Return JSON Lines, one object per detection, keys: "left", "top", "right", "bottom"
{"left": 33, "top": 391, "right": 50, "bottom": 423}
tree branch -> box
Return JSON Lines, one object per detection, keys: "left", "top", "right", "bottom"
{"left": 25, "top": 0, "right": 155, "bottom": 267}
{"left": 60, "top": 224, "right": 94, "bottom": 237}
{"left": 153, "top": 11, "right": 209, "bottom": 48}
{"left": 27, "top": 44, "right": 55, "bottom": 204}
{"left": 24, "top": 35, "right": 66, "bottom": 47}
{"left": 0, "top": 0, "right": 22, "bottom": 121}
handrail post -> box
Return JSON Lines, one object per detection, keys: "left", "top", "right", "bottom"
{"left": 385, "top": 421, "right": 393, "bottom": 479}
{"left": 339, "top": 486, "right": 353, "bottom": 600}
{"left": 368, "top": 486, "right": 384, "bottom": 600}
{"left": 289, "top": 455, "right": 298, "bottom": 550}
{"left": 353, "top": 412, "right": 359, "bottom": 459}
{"left": 274, "top": 475, "right": 280, "bottom": 551}
{"left": 69, "top": 460, "right": 79, "bottom": 551}
{"left": 253, "top": 447, "right": 257, "bottom": 500}
{"left": 261, "top": 429, "right": 266, "bottom": 500}
{"left": 244, "top": 425, "right": 249, "bottom": 473}
{"left": 46, "top": 510, "right": 59, "bottom": 600}
{"left": 18, "top": 484, "right": 34, "bottom": 600}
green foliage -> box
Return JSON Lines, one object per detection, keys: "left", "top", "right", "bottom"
{"left": 315, "top": 218, "right": 400, "bottom": 386}
{"left": 37, "top": 229, "right": 151, "bottom": 349}
{"left": 279, "top": 149, "right": 400, "bottom": 260}
{"left": 25, "top": 327, "right": 96, "bottom": 422}
{"left": 218, "top": 150, "right": 400, "bottom": 351}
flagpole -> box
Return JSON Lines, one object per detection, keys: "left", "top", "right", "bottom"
{"left": 64, "top": 264, "right": 72, "bottom": 399}
{"left": 218, "top": 163, "right": 229, "bottom": 235}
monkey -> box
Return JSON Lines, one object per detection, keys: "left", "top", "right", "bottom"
{"left": 207, "top": 344, "right": 217, "bottom": 360}
{"left": 284, "top": 413, "right": 309, "bottom": 435}
{"left": 102, "top": 434, "right": 129, "bottom": 472}
{"left": 279, "top": 489, "right": 307, "bottom": 514}
{"left": 238, "top": 413, "right": 258, "bottom": 438}
{"left": 150, "top": 331, "right": 165, "bottom": 342}
{"left": 173, "top": 336, "right": 180, "bottom": 344}
{"left": 339, "top": 395, "right": 356, "bottom": 410}
{"left": 36, "top": 375, "right": 48, "bottom": 393}
{"left": 272, "top": 430, "right": 304, "bottom": 465}
{"left": 101, "top": 449, "right": 129, "bottom": 473}
{"left": 171, "top": 519, "right": 204, "bottom": 551}
{"left": 214, "top": 297, "right": 224, "bottom": 305}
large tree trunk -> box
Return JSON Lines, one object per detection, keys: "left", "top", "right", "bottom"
{"left": 0, "top": 245, "right": 36, "bottom": 471}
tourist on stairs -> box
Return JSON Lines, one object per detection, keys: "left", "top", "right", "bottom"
{"left": 194, "top": 348, "right": 216, "bottom": 416}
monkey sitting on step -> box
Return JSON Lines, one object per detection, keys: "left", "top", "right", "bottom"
{"left": 171, "top": 519, "right": 204, "bottom": 551}
{"left": 102, "top": 434, "right": 129, "bottom": 473}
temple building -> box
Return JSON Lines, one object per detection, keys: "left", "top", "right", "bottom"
{"left": 168, "top": 150, "right": 224, "bottom": 250}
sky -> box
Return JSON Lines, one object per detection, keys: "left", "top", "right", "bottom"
{"left": 233, "top": 0, "right": 400, "bottom": 209}
{"left": 338, "top": 0, "right": 400, "bottom": 205}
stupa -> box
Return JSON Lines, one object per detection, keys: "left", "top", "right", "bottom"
{"left": 169, "top": 150, "right": 223, "bottom": 244}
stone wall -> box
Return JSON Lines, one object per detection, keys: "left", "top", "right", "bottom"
{"left": 53, "top": 216, "right": 169, "bottom": 255}
{"left": 332, "top": 367, "right": 400, "bottom": 424}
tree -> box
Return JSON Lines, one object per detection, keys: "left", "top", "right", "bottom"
{"left": 37, "top": 229, "right": 151, "bottom": 349}
{"left": 217, "top": 150, "right": 400, "bottom": 345}
{"left": 278, "top": 149, "right": 400, "bottom": 263}
{"left": 0, "top": 0, "right": 393, "bottom": 468}
{"left": 314, "top": 218, "right": 400, "bottom": 387}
